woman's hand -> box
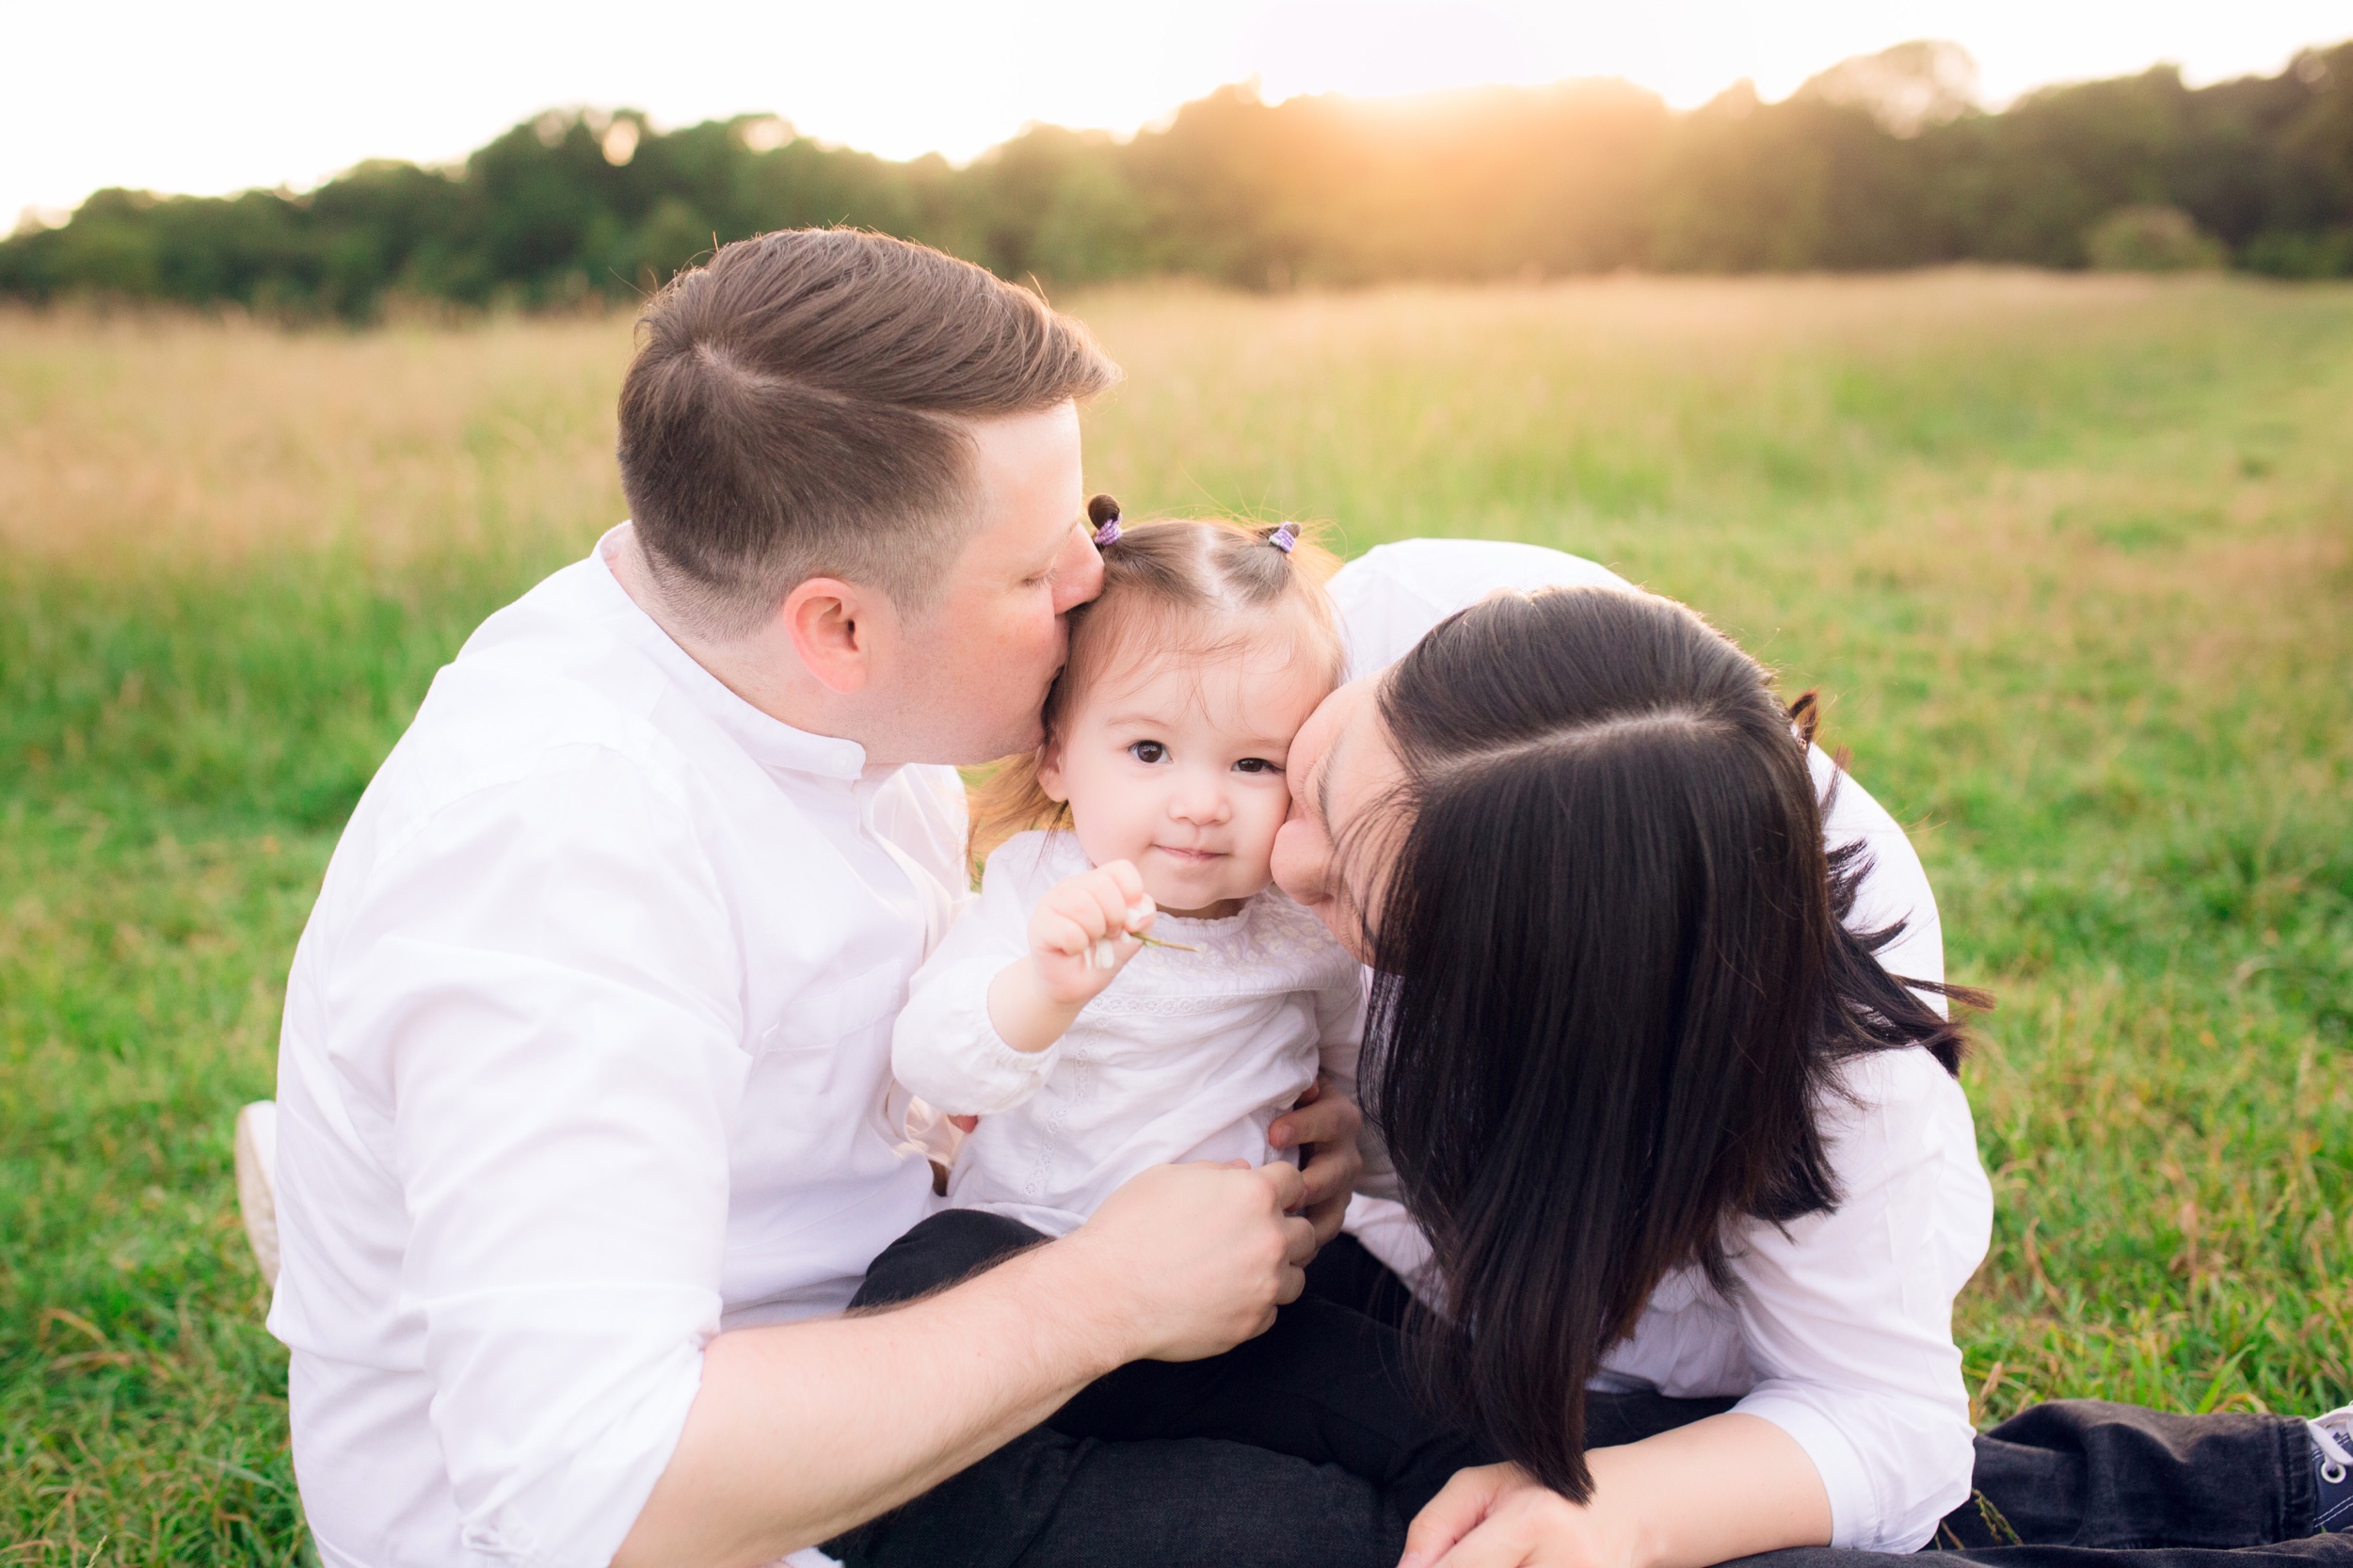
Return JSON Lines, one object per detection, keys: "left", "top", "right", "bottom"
{"left": 1401, "top": 1416, "right": 1831, "bottom": 1568}
{"left": 1401, "top": 1464, "right": 1641, "bottom": 1568}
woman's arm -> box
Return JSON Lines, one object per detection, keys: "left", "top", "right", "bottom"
{"left": 1401, "top": 1414, "right": 1830, "bottom": 1568}
{"left": 1407, "top": 1048, "right": 1993, "bottom": 1568}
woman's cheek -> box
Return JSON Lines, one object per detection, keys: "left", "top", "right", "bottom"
{"left": 1269, "top": 817, "right": 1326, "bottom": 905}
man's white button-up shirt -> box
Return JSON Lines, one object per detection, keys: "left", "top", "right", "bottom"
{"left": 268, "top": 533, "right": 961, "bottom": 1568}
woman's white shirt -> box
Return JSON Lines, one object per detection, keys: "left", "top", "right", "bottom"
{"left": 892, "top": 830, "right": 1363, "bottom": 1236}
{"left": 1329, "top": 539, "right": 1994, "bottom": 1554}
{"left": 1586, "top": 1047, "right": 1991, "bottom": 1552}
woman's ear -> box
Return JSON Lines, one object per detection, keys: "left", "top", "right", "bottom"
{"left": 1035, "top": 738, "right": 1070, "bottom": 803}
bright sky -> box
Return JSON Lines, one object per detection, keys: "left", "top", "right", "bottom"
{"left": 9, "top": 0, "right": 2349, "bottom": 227}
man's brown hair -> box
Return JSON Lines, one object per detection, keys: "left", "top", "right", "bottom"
{"left": 616, "top": 229, "right": 1120, "bottom": 636}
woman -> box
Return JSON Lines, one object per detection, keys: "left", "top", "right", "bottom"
{"left": 1276, "top": 573, "right": 1988, "bottom": 1565}
{"left": 1270, "top": 541, "right": 2350, "bottom": 1568}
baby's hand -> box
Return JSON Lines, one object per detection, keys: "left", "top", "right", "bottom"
{"left": 1029, "top": 861, "right": 1157, "bottom": 1005}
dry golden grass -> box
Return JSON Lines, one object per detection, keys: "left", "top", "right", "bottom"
{"left": 0, "top": 308, "right": 632, "bottom": 568}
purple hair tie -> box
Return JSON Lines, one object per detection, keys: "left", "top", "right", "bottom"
{"left": 1087, "top": 493, "right": 1123, "bottom": 548}
{"left": 1268, "top": 521, "right": 1298, "bottom": 554}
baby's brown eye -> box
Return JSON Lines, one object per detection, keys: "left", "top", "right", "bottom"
{"left": 1128, "top": 742, "right": 1168, "bottom": 764}
{"left": 1235, "top": 758, "right": 1279, "bottom": 775}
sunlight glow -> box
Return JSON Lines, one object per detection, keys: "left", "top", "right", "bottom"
{"left": 8, "top": 0, "right": 2348, "bottom": 225}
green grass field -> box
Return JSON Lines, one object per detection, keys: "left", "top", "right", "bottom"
{"left": 3, "top": 271, "right": 2349, "bottom": 1564}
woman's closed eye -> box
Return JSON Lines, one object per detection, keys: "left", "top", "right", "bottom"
{"left": 1127, "top": 740, "right": 1169, "bottom": 764}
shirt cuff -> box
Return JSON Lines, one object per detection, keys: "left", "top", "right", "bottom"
{"left": 955, "top": 1006, "right": 1060, "bottom": 1112}
{"left": 1730, "top": 1388, "right": 1876, "bottom": 1550}
{"left": 894, "top": 981, "right": 1064, "bottom": 1117}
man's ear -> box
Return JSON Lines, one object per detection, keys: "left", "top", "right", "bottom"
{"left": 782, "top": 577, "right": 889, "bottom": 696}
{"left": 1035, "top": 736, "right": 1070, "bottom": 803}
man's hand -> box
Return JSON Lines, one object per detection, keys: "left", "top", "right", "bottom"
{"left": 1063, "top": 1160, "right": 1317, "bottom": 1363}
{"left": 617, "top": 1158, "right": 1321, "bottom": 1568}
{"left": 1268, "top": 1077, "right": 1363, "bottom": 1246}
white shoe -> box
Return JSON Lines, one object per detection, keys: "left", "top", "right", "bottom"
{"left": 234, "top": 1100, "right": 280, "bottom": 1288}
{"left": 2312, "top": 1400, "right": 2353, "bottom": 1532}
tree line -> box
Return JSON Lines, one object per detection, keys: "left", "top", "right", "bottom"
{"left": 5, "top": 39, "right": 2348, "bottom": 317}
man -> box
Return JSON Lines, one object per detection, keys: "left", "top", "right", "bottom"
{"left": 268, "top": 230, "right": 1368, "bottom": 1568}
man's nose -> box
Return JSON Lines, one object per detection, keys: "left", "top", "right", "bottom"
{"left": 1052, "top": 523, "right": 1105, "bottom": 614}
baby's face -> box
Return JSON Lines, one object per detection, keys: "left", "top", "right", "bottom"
{"left": 1040, "top": 636, "right": 1331, "bottom": 919}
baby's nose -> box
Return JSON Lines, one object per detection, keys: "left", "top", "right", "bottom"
{"left": 1168, "top": 778, "right": 1232, "bottom": 823}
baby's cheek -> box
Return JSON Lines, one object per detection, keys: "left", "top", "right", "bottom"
{"left": 1229, "top": 796, "right": 1291, "bottom": 886}
{"left": 1065, "top": 792, "right": 1156, "bottom": 873}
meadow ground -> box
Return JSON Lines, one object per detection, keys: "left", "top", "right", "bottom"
{"left": 2, "top": 270, "right": 2349, "bottom": 1563}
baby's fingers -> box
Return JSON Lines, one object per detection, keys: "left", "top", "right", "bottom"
{"left": 1032, "top": 907, "right": 1104, "bottom": 959}
{"left": 1064, "top": 876, "right": 1146, "bottom": 972}
{"left": 1097, "top": 858, "right": 1149, "bottom": 913}
{"left": 1087, "top": 862, "right": 1155, "bottom": 936}
{"left": 1039, "top": 880, "right": 1116, "bottom": 937}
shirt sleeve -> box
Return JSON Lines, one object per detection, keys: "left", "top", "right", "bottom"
{"left": 1812, "top": 746, "right": 1947, "bottom": 1014}
{"left": 1328, "top": 537, "right": 1636, "bottom": 680}
{"left": 1722, "top": 1050, "right": 1993, "bottom": 1552}
{"left": 889, "top": 843, "right": 1062, "bottom": 1116}
{"left": 327, "top": 746, "right": 748, "bottom": 1568}
{"left": 1313, "top": 966, "right": 1397, "bottom": 1198}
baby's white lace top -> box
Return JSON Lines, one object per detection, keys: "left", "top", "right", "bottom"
{"left": 891, "top": 830, "right": 1365, "bottom": 1236}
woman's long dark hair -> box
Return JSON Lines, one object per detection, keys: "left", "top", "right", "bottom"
{"left": 1359, "top": 586, "right": 1980, "bottom": 1503}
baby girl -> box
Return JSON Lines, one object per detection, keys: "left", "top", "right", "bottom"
{"left": 839, "top": 506, "right": 1486, "bottom": 1534}
{"left": 889, "top": 504, "right": 1362, "bottom": 1239}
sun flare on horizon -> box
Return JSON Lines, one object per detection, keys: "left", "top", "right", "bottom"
{"left": 8, "top": 0, "right": 2351, "bottom": 227}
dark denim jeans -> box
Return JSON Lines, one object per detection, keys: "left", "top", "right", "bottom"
{"left": 830, "top": 1233, "right": 2344, "bottom": 1568}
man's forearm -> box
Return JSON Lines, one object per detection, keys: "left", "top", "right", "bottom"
{"left": 616, "top": 1159, "right": 1315, "bottom": 1568}
{"left": 614, "top": 1238, "right": 1129, "bottom": 1568}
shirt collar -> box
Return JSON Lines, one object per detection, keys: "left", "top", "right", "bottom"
{"left": 587, "top": 525, "right": 872, "bottom": 783}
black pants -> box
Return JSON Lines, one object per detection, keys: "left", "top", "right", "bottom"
{"left": 838, "top": 1211, "right": 1490, "bottom": 1528}
{"left": 831, "top": 1231, "right": 2344, "bottom": 1568}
